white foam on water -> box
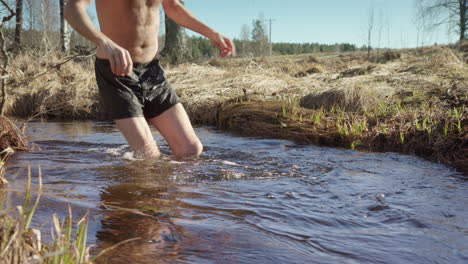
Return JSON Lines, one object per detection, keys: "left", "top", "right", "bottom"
{"left": 88, "top": 145, "right": 130, "bottom": 158}
{"left": 169, "top": 160, "right": 186, "bottom": 164}
{"left": 220, "top": 160, "right": 239, "bottom": 166}
{"left": 231, "top": 172, "right": 244, "bottom": 179}
{"left": 104, "top": 145, "right": 128, "bottom": 156}
{"left": 122, "top": 151, "right": 140, "bottom": 161}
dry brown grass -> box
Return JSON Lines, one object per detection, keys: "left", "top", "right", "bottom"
{"left": 6, "top": 51, "right": 99, "bottom": 119}
{"left": 0, "top": 116, "right": 33, "bottom": 153}
{"left": 3, "top": 46, "right": 467, "bottom": 172}
{"left": 170, "top": 46, "right": 467, "bottom": 172}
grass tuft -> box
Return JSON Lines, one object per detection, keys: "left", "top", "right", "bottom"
{"left": 0, "top": 167, "right": 138, "bottom": 263}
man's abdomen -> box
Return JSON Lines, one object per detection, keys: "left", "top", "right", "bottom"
{"left": 96, "top": 0, "right": 161, "bottom": 63}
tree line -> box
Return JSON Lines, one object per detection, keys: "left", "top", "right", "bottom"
{"left": 0, "top": 0, "right": 466, "bottom": 59}
{"left": 187, "top": 37, "right": 359, "bottom": 60}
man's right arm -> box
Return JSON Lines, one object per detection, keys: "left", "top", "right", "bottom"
{"left": 64, "top": 0, "right": 132, "bottom": 76}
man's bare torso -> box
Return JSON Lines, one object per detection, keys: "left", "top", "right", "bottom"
{"left": 95, "top": 0, "right": 162, "bottom": 63}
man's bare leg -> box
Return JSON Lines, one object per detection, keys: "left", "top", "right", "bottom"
{"left": 115, "top": 117, "right": 160, "bottom": 158}
{"left": 148, "top": 103, "right": 203, "bottom": 160}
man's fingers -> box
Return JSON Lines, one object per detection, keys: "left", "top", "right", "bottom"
{"left": 218, "top": 37, "right": 228, "bottom": 50}
{"left": 120, "top": 51, "right": 128, "bottom": 76}
{"left": 109, "top": 56, "right": 117, "bottom": 75}
{"left": 211, "top": 34, "right": 236, "bottom": 58}
{"left": 125, "top": 51, "right": 133, "bottom": 76}
{"left": 226, "top": 38, "right": 236, "bottom": 56}
{"left": 225, "top": 37, "right": 233, "bottom": 48}
{"left": 220, "top": 50, "right": 229, "bottom": 58}
{"left": 216, "top": 36, "right": 236, "bottom": 57}
{"left": 114, "top": 53, "right": 123, "bottom": 76}
{"left": 229, "top": 40, "right": 236, "bottom": 56}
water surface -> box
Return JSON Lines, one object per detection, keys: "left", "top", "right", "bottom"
{"left": 5, "top": 121, "right": 468, "bottom": 264}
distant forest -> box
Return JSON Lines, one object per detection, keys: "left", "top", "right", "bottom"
{"left": 189, "top": 36, "right": 359, "bottom": 59}
{"left": 186, "top": 15, "right": 362, "bottom": 60}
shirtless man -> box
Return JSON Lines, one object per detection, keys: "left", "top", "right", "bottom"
{"left": 64, "top": 0, "right": 235, "bottom": 159}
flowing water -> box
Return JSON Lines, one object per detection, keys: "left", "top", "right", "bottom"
{"left": 4, "top": 121, "right": 468, "bottom": 264}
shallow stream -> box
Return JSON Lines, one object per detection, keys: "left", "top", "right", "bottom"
{"left": 4, "top": 121, "right": 468, "bottom": 264}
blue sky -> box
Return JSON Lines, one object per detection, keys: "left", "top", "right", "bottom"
{"left": 89, "top": 0, "right": 455, "bottom": 48}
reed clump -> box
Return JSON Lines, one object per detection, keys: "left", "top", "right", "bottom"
{"left": 5, "top": 51, "right": 99, "bottom": 119}
{"left": 0, "top": 166, "right": 135, "bottom": 263}
{"left": 0, "top": 168, "right": 94, "bottom": 263}
{"left": 0, "top": 116, "right": 32, "bottom": 153}
{"left": 0, "top": 116, "right": 36, "bottom": 184}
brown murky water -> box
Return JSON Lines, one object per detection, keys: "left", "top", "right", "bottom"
{"left": 4, "top": 121, "right": 468, "bottom": 264}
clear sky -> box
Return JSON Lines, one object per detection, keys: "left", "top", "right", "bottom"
{"left": 89, "top": 0, "right": 455, "bottom": 49}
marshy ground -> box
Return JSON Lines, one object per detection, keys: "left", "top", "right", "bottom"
{"left": 2, "top": 44, "right": 467, "bottom": 172}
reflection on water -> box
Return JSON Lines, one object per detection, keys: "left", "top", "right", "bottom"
{"left": 4, "top": 121, "right": 468, "bottom": 264}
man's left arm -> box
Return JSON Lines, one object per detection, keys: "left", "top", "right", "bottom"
{"left": 162, "top": 0, "right": 235, "bottom": 57}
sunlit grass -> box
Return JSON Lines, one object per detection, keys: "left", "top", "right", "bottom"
{"left": 0, "top": 167, "right": 91, "bottom": 263}
{"left": 0, "top": 167, "right": 138, "bottom": 263}
{"left": 3, "top": 45, "right": 466, "bottom": 171}
{"left": 0, "top": 148, "right": 14, "bottom": 184}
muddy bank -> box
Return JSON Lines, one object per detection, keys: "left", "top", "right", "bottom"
{"left": 3, "top": 47, "right": 467, "bottom": 172}
{"left": 174, "top": 47, "right": 467, "bottom": 173}
{"left": 187, "top": 100, "right": 467, "bottom": 173}
{"left": 0, "top": 116, "right": 31, "bottom": 152}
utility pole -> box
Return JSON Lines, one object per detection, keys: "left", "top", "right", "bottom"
{"left": 265, "top": 19, "right": 275, "bottom": 56}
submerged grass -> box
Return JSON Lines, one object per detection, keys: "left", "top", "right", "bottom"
{"left": 0, "top": 166, "right": 139, "bottom": 263}
{"left": 0, "top": 167, "right": 94, "bottom": 263}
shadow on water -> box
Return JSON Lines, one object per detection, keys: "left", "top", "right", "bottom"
{"left": 4, "top": 121, "right": 468, "bottom": 264}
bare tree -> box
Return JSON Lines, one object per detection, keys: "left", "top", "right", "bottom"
{"left": 414, "top": 1, "right": 432, "bottom": 52}
{"left": 239, "top": 24, "right": 250, "bottom": 57}
{"left": 23, "top": 0, "right": 35, "bottom": 31}
{"left": 60, "top": 0, "right": 70, "bottom": 53}
{"left": 417, "top": 0, "right": 467, "bottom": 41}
{"left": 366, "top": 4, "right": 375, "bottom": 60}
{"left": 14, "top": 0, "right": 23, "bottom": 48}
{"left": 376, "top": 9, "right": 384, "bottom": 60}
{"left": 36, "top": 0, "right": 60, "bottom": 51}
{"left": 0, "top": 0, "right": 16, "bottom": 116}
{"left": 251, "top": 14, "right": 268, "bottom": 57}
{"left": 385, "top": 14, "right": 391, "bottom": 49}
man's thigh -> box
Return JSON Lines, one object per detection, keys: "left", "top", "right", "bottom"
{"left": 148, "top": 103, "right": 202, "bottom": 156}
{"left": 115, "top": 117, "right": 160, "bottom": 157}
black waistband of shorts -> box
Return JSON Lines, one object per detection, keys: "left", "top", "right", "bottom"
{"left": 95, "top": 56, "right": 160, "bottom": 68}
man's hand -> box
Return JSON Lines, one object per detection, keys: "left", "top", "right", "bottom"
{"left": 162, "top": 1, "right": 235, "bottom": 58}
{"left": 97, "top": 38, "right": 133, "bottom": 76}
{"left": 210, "top": 33, "right": 236, "bottom": 58}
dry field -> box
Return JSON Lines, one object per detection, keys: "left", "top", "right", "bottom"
{"left": 2, "top": 45, "right": 467, "bottom": 172}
